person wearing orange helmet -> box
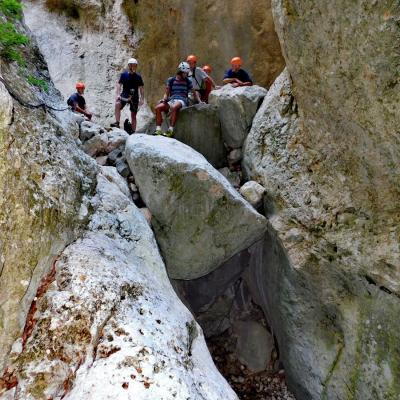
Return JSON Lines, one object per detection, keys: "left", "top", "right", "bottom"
{"left": 67, "top": 82, "right": 92, "bottom": 120}
{"left": 186, "top": 54, "right": 213, "bottom": 103}
{"left": 223, "top": 57, "right": 253, "bottom": 87}
{"left": 201, "top": 65, "right": 218, "bottom": 103}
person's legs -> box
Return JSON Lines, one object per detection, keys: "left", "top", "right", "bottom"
{"left": 170, "top": 102, "right": 183, "bottom": 127}
{"left": 112, "top": 100, "right": 125, "bottom": 127}
{"left": 130, "top": 102, "right": 139, "bottom": 132}
{"left": 155, "top": 102, "right": 169, "bottom": 133}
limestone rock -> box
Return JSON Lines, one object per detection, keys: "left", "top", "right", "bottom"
{"left": 82, "top": 128, "right": 128, "bottom": 157}
{"left": 234, "top": 321, "right": 274, "bottom": 373}
{"left": 218, "top": 167, "right": 242, "bottom": 188}
{"left": 79, "top": 120, "right": 104, "bottom": 142}
{"left": 209, "top": 85, "right": 267, "bottom": 148}
{"left": 243, "top": 45, "right": 400, "bottom": 399}
{"left": 239, "top": 181, "right": 266, "bottom": 209}
{"left": 125, "top": 135, "right": 267, "bottom": 280}
{"left": 0, "top": 73, "right": 96, "bottom": 371}
{"left": 174, "top": 103, "right": 226, "bottom": 168}
{"left": 2, "top": 167, "right": 238, "bottom": 400}
{"left": 0, "top": 79, "right": 13, "bottom": 130}
{"left": 228, "top": 148, "right": 243, "bottom": 164}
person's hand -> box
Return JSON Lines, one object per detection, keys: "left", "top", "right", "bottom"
{"left": 85, "top": 112, "right": 92, "bottom": 120}
{"left": 139, "top": 99, "right": 144, "bottom": 107}
{"left": 231, "top": 82, "right": 240, "bottom": 88}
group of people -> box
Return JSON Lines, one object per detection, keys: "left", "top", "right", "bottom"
{"left": 67, "top": 55, "right": 253, "bottom": 137}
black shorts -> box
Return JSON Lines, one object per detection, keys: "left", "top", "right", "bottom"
{"left": 118, "top": 98, "right": 138, "bottom": 113}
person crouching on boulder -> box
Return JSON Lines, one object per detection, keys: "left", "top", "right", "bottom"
{"left": 154, "top": 61, "right": 201, "bottom": 137}
{"left": 110, "top": 58, "right": 144, "bottom": 132}
{"left": 67, "top": 82, "right": 92, "bottom": 120}
{"left": 223, "top": 57, "right": 253, "bottom": 87}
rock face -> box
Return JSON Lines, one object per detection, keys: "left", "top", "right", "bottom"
{"left": 0, "top": 20, "right": 97, "bottom": 372}
{"left": 126, "top": 135, "right": 267, "bottom": 280}
{"left": 174, "top": 103, "right": 226, "bottom": 168}
{"left": 209, "top": 85, "right": 267, "bottom": 148}
{"left": 122, "top": 0, "right": 284, "bottom": 105}
{"left": 243, "top": 20, "right": 400, "bottom": 396}
{"left": 24, "top": 0, "right": 284, "bottom": 112}
{"left": 23, "top": 0, "right": 141, "bottom": 125}
{"left": 2, "top": 167, "right": 238, "bottom": 400}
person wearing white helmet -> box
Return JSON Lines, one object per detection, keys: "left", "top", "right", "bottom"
{"left": 110, "top": 57, "right": 144, "bottom": 132}
{"left": 154, "top": 61, "right": 201, "bottom": 137}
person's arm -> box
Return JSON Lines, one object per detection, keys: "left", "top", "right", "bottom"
{"left": 138, "top": 85, "right": 144, "bottom": 106}
{"left": 205, "top": 76, "right": 217, "bottom": 89}
{"left": 115, "top": 82, "right": 122, "bottom": 100}
{"left": 74, "top": 104, "right": 92, "bottom": 120}
{"left": 238, "top": 71, "right": 253, "bottom": 87}
{"left": 192, "top": 88, "right": 201, "bottom": 103}
{"left": 239, "top": 81, "right": 252, "bottom": 87}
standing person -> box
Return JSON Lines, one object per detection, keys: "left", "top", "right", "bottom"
{"left": 186, "top": 54, "right": 212, "bottom": 103}
{"left": 67, "top": 82, "right": 92, "bottom": 120}
{"left": 223, "top": 57, "right": 253, "bottom": 87}
{"left": 154, "top": 61, "right": 201, "bottom": 137}
{"left": 201, "top": 65, "right": 218, "bottom": 103}
{"left": 110, "top": 58, "right": 144, "bottom": 131}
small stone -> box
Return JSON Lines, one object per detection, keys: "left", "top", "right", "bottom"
{"left": 96, "top": 156, "right": 108, "bottom": 166}
{"left": 239, "top": 181, "right": 266, "bottom": 208}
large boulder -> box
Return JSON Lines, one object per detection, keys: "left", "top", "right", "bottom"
{"left": 174, "top": 103, "right": 226, "bottom": 168}
{"left": 1, "top": 167, "right": 238, "bottom": 400}
{"left": 243, "top": 53, "right": 400, "bottom": 400}
{"left": 0, "top": 21, "right": 97, "bottom": 373}
{"left": 125, "top": 135, "right": 267, "bottom": 280}
{"left": 209, "top": 85, "right": 267, "bottom": 148}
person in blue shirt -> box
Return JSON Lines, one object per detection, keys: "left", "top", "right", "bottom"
{"left": 67, "top": 82, "right": 92, "bottom": 120}
{"left": 154, "top": 61, "right": 201, "bottom": 137}
{"left": 223, "top": 57, "right": 253, "bottom": 87}
{"left": 111, "top": 58, "right": 144, "bottom": 132}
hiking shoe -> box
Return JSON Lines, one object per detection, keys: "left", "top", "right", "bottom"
{"left": 154, "top": 130, "right": 162, "bottom": 136}
{"left": 164, "top": 130, "right": 174, "bottom": 138}
{"left": 110, "top": 121, "right": 120, "bottom": 128}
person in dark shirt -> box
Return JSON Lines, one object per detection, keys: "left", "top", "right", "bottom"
{"left": 111, "top": 58, "right": 144, "bottom": 131}
{"left": 67, "top": 82, "right": 92, "bottom": 120}
{"left": 154, "top": 61, "right": 200, "bottom": 137}
{"left": 223, "top": 57, "right": 253, "bottom": 87}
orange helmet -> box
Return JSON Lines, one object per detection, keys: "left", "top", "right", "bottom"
{"left": 76, "top": 82, "right": 85, "bottom": 89}
{"left": 186, "top": 54, "right": 198, "bottom": 63}
{"left": 202, "top": 65, "right": 212, "bottom": 73}
{"left": 230, "top": 57, "right": 242, "bottom": 66}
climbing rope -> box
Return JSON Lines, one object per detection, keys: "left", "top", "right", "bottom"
{"left": 0, "top": 75, "right": 70, "bottom": 111}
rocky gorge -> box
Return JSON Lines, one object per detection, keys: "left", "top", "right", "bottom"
{"left": 1, "top": 1, "right": 399, "bottom": 400}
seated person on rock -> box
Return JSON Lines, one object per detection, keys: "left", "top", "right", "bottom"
{"left": 154, "top": 61, "right": 201, "bottom": 137}
{"left": 111, "top": 58, "right": 144, "bottom": 132}
{"left": 186, "top": 54, "right": 214, "bottom": 104}
{"left": 67, "top": 82, "right": 92, "bottom": 120}
{"left": 223, "top": 57, "right": 253, "bottom": 87}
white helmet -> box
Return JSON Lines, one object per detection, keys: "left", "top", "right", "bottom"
{"left": 178, "top": 61, "right": 190, "bottom": 73}
{"left": 128, "top": 58, "right": 138, "bottom": 65}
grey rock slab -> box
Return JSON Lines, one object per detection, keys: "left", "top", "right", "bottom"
{"left": 82, "top": 129, "right": 129, "bottom": 157}
{"left": 174, "top": 103, "right": 226, "bottom": 168}
{"left": 125, "top": 134, "right": 267, "bottom": 280}
{"left": 79, "top": 120, "right": 104, "bottom": 142}
{"left": 218, "top": 167, "right": 242, "bottom": 188}
{"left": 0, "top": 79, "right": 13, "bottom": 129}
{"left": 116, "top": 158, "right": 131, "bottom": 178}
{"left": 209, "top": 85, "right": 267, "bottom": 148}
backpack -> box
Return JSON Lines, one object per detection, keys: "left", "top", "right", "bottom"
{"left": 124, "top": 118, "right": 133, "bottom": 135}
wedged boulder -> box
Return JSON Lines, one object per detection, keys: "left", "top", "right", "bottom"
{"left": 243, "top": 59, "right": 400, "bottom": 399}
{"left": 2, "top": 167, "right": 238, "bottom": 400}
{"left": 209, "top": 85, "right": 267, "bottom": 148}
{"left": 82, "top": 128, "right": 129, "bottom": 157}
{"left": 240, "top": 181, "right": 266, "bottom": 209}
{"left": 125, "top": 135, "right": 267, "bottom": 280}
{"left": 174, "top": 103, "right": 226, "bottom": 168}
{"left": 79, "top": 120, "right": 104, "bottom": 142}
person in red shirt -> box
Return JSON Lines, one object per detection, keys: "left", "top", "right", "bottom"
{"left": 201, "top": 65, "right": 218, "bottom": 103}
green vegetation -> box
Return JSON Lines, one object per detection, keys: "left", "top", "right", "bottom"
{"left": 0, "top": 22, "right": 28, "bottom": 65}
{"left": 26, "top": 74, "right": 49, "bottom": 92}
{"left": 0, "top": 0, "right": 28, "bottom": 65}
{"left": 0, "top": 0, "right": 23, "bottom": 19}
